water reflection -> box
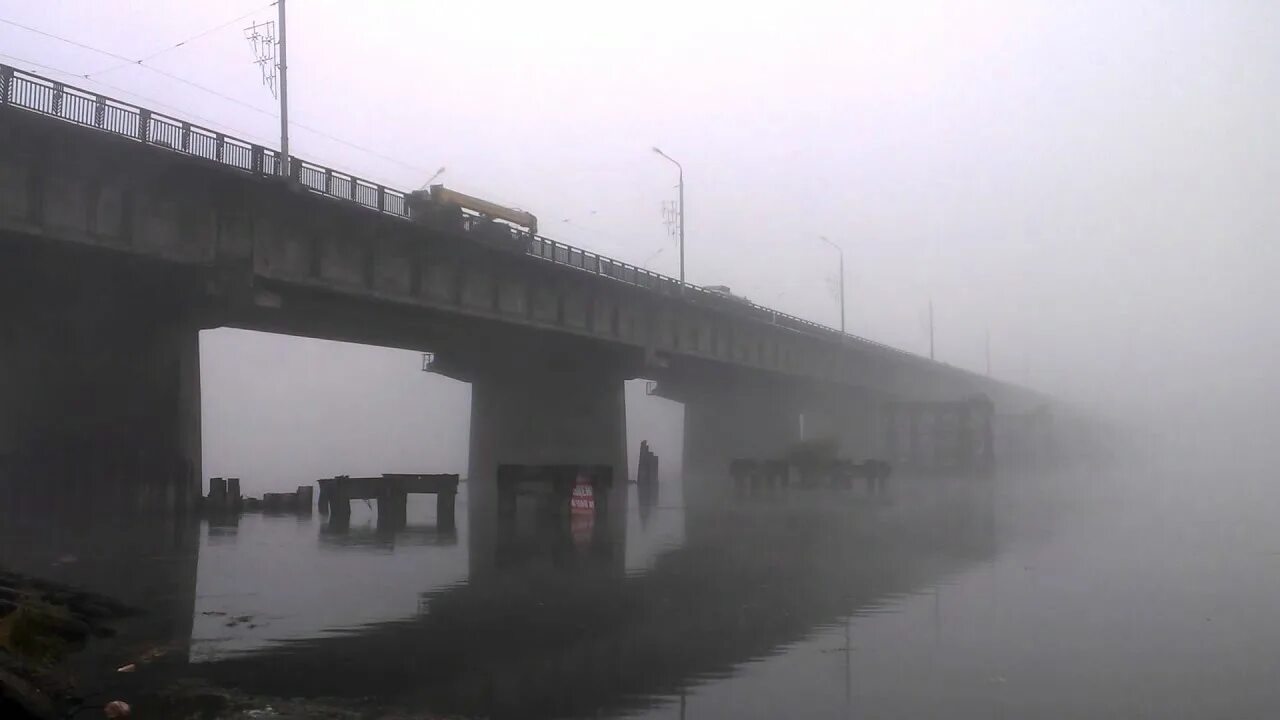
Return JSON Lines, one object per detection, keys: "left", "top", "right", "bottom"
{"left": 196, "top": 477, "right": 997, "bottom": 719}
{"left": 0, "top": 473, "right": 999, "bottom": 719}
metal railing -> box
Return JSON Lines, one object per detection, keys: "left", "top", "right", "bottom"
{"left": 0, "top": 62, "right": 975, "bottom": 375}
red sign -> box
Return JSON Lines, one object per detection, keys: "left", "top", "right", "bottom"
{"left": 569, "top": 476, "right": 595, "bottom": 515}
{"left": 570, "top": 474, "right": 595, "bottom": 546}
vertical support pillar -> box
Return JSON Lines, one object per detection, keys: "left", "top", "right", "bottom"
{"left": 295, "top": 484, "right": 313, "bottom": 514}
{"left": 885, "top": 402, "right": 900, "bottom": 464}
{"left": 226, "top": 478, "right": 242, "bottom": 510}
{"left": 681, "top": 386, "right": 799, "bottom": 508}
{"left": 958, "top": 403, "right": 975, "bottom": 472}
{"left": 979, "top": 397, "right": 996, "bottom": 472}
{"left": 328, "top": 479, "right": 351, "bottom": 525}
{"left": 207, "top": 478, "right": 227, "bottom": 511}
{"left": 1, "top": 252, "right": 201, "bottom": 515}
{"left": 467, "top": 363, "right": 628, "bottom": 576}
{"left": 908, "top": 407, "right": 921, "bottom": 469}
{"left": 0, "top": 65, "right": 12, "bottom": 105}
{"left": 437, "top": 489, "right": 457, "bottom": 532}
{"left": 51, "top": 82, "right": 64, "bottom": 117}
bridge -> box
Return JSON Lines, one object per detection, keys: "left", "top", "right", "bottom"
{"left": 0, "top": 64, "right": 1048, "bottom": 522}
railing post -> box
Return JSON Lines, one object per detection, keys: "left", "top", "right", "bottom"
{"left": 137, "top": 109, "right": 151, "bottom": 143}
{"left": 181, "top": 122, "right": 191, "bottom": 152}
{"left": 290, "top": 157, "right": 301, "bottom": 182}
{"left": 0, "top": 66, "right": 11, "bottom": 105}
{"left": 93, "top": 95, "right": 106, "bottom": 127}
{"left": 376, "top": 185, "right": 386, "bottom": 212}
{"left": 251, "top": 146, "right": 264, "bottom": 174}
{"left": 215, "top": 133, "right": 224, "bottom": 162}
{"left": 51, "top": 81, "right": 64, "bottom": 116}
{"left": 324, "top": 168, "right": 333, "bottom": 195}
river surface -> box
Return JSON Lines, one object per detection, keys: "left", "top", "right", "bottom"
{"left": 4, "top": 457, "right": 1280, "bottom": 719}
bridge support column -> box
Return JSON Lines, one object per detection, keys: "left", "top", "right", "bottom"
{"left": 467, "top": 364, "right": 628, "bottom": 569}
{"left": 0, "top": 250, "right": 202, "bottom": 515}
{"left": 800, "top": 389, "right": 883, "bottom": 462}
{"left": 681, "top": 388, "right": 800, "bottom": 507}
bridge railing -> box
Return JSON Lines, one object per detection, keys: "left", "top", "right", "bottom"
{"left": 0, "top": 63, "right": 960, "bottom": 372}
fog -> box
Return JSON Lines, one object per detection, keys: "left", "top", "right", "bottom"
{"left": 3, "top": 0, "right": 1277, "bottom": 485}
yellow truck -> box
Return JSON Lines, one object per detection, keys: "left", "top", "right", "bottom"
{"left": 407, "top": 184, "right": 538, "bottom": 235}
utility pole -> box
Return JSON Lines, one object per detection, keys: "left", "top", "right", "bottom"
{"left": 985, "top": 328, "right": 991, "bottom": 376}
{"left": 928, "top": 298, "right": 935, "bottom": 361}
{"left": 818, "top": 236, "right": 845, "bottom": 333}
{"left": 277, "top": 0, "right": 290, "bottom": 178}
{"left": 652, "top": 147, "right": 685, "bottom": 284}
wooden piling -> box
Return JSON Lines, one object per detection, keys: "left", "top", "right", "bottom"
{"left": 328, "top": 476, "right": 351, "bottom": 521}
{"left": 437, "top": 490, "right": 456, "bottom": 531}
{"left": 226, "top": 478, "right": 241, "bottom": 510}
{"left": 207, "top": 477, "right": 227, "bottom": 511}
{"left": 296, "top": 485, "right": 314, "bottom": 513}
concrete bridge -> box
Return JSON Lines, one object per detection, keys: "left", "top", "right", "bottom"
{"left": 0, "top": 65, "right": 1047, "bottom": 520}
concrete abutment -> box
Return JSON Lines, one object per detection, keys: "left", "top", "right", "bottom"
{"left": 0, "top": 243, "right": 203, "bottom": 513}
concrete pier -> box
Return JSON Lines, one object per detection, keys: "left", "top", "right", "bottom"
{"left": 318, "top": 474, "right": 459, "bottom": 531}
{"left": 681, "top": 386, "right": 799, "bottom": 507}
{"left": 0, "top": 248, "right": 202, "bottom": 513}
{"left": 466, "top": 361, "right": 628, "bottom": 570}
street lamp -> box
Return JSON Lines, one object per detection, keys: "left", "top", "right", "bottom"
{"left": 652, "top": 147, "right": 685, "bottom": 285}
{"left": 417, "top": 166, "right": 446, "bottom": 191}
{"left": 818, "top": 235, "right": 845, "bottom": 333}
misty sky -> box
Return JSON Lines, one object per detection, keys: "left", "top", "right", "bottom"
{"left": 3, "top": 1, "right": 1276, "bottom": 486}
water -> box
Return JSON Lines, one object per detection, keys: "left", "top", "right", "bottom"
{"left": 4, "top": 459, "right": 1280, "bottom": 719}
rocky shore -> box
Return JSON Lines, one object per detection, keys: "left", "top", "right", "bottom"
{"left": 1, "top": 567, "right": 475, "bottom": 719}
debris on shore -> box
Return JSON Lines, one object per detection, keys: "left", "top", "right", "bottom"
{"left": 0, "top": 568, "right": 135, "bottom": 719}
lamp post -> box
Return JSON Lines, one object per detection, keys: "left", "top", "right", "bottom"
{"left": 652, "top": 147, "right": 685, "bottom": 284}
{"left": 417, "top": 166, "right": 446, "bottom": 191}
{"left": 818, "top": 235, "right": 845, "bottom": 333}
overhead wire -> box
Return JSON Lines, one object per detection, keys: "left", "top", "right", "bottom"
{"left": 0, "top": 15, "right": 277, "bottom": 117}
{"left": 84, "top": 2, "right": 278, "bottom": 78}
{"left": 0, "top": 52, "right": 280, "bottom": 147}
{"left": 0, "top": 14, "right": 438, "bottom": 177}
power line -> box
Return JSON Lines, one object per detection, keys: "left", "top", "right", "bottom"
{"left": 0, "top": 17, "right": 133, "bottom": 63}
{"left": 0, "top": 15, "right": 277, "bottom": 117}
{"left": 1, "top": 15, "right": 437, "bottom": 177}
{"left": 85, "top": 3, "right": 278, "bottom": 78}
{"left": 289, "top": 121, "right": 436, "bottom": 176}
{"left": 1, "top": 51, "right": 443, "bottom": 195}
{"left": 0, "top": 52, "right": 280, "bottom": 147}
